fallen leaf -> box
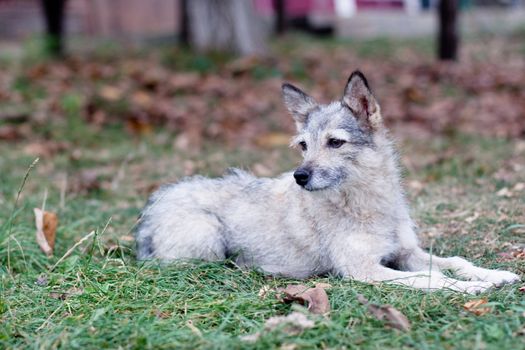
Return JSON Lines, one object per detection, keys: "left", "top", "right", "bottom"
{"left": 258, "top": 285, "right": 271, "bottom": 299}
{"left": 465, "top": 212, "right": 480, "bottom": 224}
{"left": 186, "top": 320, "right": 202, "bottom": 337}
{"left": 497, "top": 246, "right": 525, "bottom": 261}
{"left": 0, "top": 125, "right": 22, "bottom": 140}
{"left": 496, "top": 187, "right": 512, "bottom": 197}
{"left": 169, "top": 72, "right": 200, "bottom": 91}
{"left": 34, "top": 208, "right": 58, "bottom": 257}
{"left": 315, "top": 282, "right": 332, "bottom": 289}
{"left": 357, "top": 294, "right": 411, "bottom": 331}
{"left": 126, "top": 118, "right": 153, "bottom": 136}
{"left": 278, "top": 284, "right": 330, "bottom": 315}
{"left": 153, "top": 309, "right": 172, "bottom": 319}
{"left": 131, "top": 90, "right": 153, "bottom": 108}
{"left": 70, "top": 168, "right": 109, "bottom": 193}
{"left": 49, "top": 292, "right": 67, "bottom": 300}
{"left": 265, "top": 312, "right": 315, "bottom": 334}
{"left": 49, "top": 287, "right": 83, "bottom": 301}
{"left": 240, "top": 312, "right": 315, "bottom": 342}
{"left": 463, "top": 298, "right": 491, "bottom": 316}
{"left": 255, "top": 132, "right": 291, "bottom": 148}
{"left": 518, "top": 285, "right": 525, "bottom": 293}
{"left": 513, "top": 183, "right": 525, "bottom": 192}
{"left": 23, "top": 141, "right": 69, "bottom": 158}
{"left": 99, "top": 85, "right": 123, "bottom": 101}
{"left": 227, "top": 55, "right": 260, "bottom": 75}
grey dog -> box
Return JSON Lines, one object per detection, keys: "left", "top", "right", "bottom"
{"left": 136, "top": 71, "right": 519, "bottom": 293}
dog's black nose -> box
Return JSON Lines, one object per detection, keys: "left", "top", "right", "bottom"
{"left": 294, "top": 168, "right": 311, "bottom": 187}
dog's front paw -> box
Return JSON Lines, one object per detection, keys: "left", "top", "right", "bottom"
{"left": 481, "top": 270, "right": 520, "bottom": 287}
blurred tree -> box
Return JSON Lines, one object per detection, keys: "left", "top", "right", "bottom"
{"left": 179, "top": 0, "right": 190, "bottom": 46}
{"left": 273, "top": 0, "right": 287, "bottom": 35}
{"left": 438, "top": 0, "right": 458, "bottom": 60}
{"left": 40, "top": 0, "right": 67, "bottom": 57}
{"left": 184, "top": 0, "right": 266, "bottom": 55}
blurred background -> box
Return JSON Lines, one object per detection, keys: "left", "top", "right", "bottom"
{"left": 0, "top": 0, "right": 524, "bottom": 207}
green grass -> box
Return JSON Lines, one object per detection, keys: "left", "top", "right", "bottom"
{"left": 1, "top": 32, "right": 525, "bottom": 349}
{"left": 1, "top": 129, "right": 524, "bottom": 350}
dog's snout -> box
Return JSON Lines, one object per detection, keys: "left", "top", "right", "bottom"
{"left": 294, "top": 168, "right": 311, "bottom": 187}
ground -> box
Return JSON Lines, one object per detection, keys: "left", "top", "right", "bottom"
{"left": 1, "top": 33, "right": 525, "bottom": 349}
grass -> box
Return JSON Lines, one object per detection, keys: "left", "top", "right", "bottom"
{"left": 1, "top": 34, "right": 525, "bottom": 349}
{"left": 1, "top": 128, "right": 524, "bottom": 350}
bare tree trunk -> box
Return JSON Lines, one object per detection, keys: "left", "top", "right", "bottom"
{"left": 179, "top": 0, "right": 190, "bottom": 46}
{"left": 186, "top": 0, "right": 266, "bottom": 55}
{"left": 273, "top": 0, "right": 286, "bottom": 35}
{"left": 40, "top": 0, "right": 67, "bottom": 57}
{"left": 438, "top": 0, "right": 459, "bottom": 61}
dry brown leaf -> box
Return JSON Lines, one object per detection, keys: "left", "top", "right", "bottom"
{"left": 357, "top": 294, "right": 411, "bottom": 331}
{"left": 314, "top": 282, "right": 332, "bottom": 289}
{"left": 463, "top": 298, "right": 491, "bottom": 316}
{"left": 496, "top": 187, "right": 512, "bottom": 197}
{"left": 153, "top": 309, "right": 172, "bottom": 319}
{"left": 131, "top": 90, "right": 153, "bottom": 108}
{"left": 513, "top": 183, "right": 525, "bottom": 192}
{"left": 169, "top": 72, "right": 200, "bottom": 91}
{"left": 23, "top": 141, "right": 69, "bottom": 158}
{"left": 0, "top": 125, "right": 22, "bottom": 141}
{"left": 49, "top": 287, "right": 83, "bottom": 301}
{"left": 99, "top": 85, "right": 123, "bottom": 101}
{"left": 258, "top": 285, "right": 271, "bottom": 299}
{"left": 497, "top": 247, "right": 525, "bottom": 261}
{"left": 255, "top": 132, "right": 291, "bottom": 148}
{"left": 278, "top": 284, "right": 330, "bottom": 315}
{"left": 241, "top": 311, "right": 315, "bottom": 342}
{"left": 465, "top": 212, "right": 480, "bottom": 224}
{"left": 186, "top": 320, "right": 202, "bottom": 337}
{"left": 34, "top": 208, "right": 58, "bottom": 257}
{"left": 264, "top": 312, "right": 314, "bottom": 334}
{"left": 49, "top": 292, "right": 67, "bottom": 300}
{"left": 126, "top": 118, "right": 153, "bottom": 136}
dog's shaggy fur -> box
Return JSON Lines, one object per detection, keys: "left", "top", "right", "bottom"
{"left": 136, "top": 71, "right": 519, "bottom": 293}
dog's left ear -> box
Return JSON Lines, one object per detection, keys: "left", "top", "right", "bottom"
{"left": 342, "top": 71, "right": 381, "bottom": 129}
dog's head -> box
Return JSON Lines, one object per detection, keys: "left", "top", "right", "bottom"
{"left": 282, "top": 71, "right": 383, "bottom": 191}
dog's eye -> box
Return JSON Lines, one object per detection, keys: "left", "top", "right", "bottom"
{"left": 299, "top": 141, "right": 307, "bottom": 151}
{"left": 327, "top": 138, "right": 345, "bottom": 148}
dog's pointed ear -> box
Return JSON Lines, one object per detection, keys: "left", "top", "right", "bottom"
{"left": 282, "top": 83, "right": 318, "bottom": 130}
{"left": 342, "top": 71, "right": 381, "bottom": 129}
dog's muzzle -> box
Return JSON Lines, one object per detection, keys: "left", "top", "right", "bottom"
{"left": 293, "top": 167, "right": 311, "bottom": 187}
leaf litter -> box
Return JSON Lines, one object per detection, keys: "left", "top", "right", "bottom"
{"left": 1, "top": 35, "right": 525, "bottom": 151}
{"left": 357, "top": 294, "right": 411, "bottom": 331}
{"left": 277, "top": 284, "right": 330, "bottom": 315}
{"left": 34, "top": 208, "right": 58, "bottom": 257}
{"left": 463, "top": 299, "right": 492, "bottom": 316}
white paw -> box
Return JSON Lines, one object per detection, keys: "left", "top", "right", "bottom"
{"left": 453, "top": 281, "right": 494, "bottom": 295}
{"left": 481, "top": 270, "right": 520, "bottom": 287}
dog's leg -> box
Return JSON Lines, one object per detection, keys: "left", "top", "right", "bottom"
{"left": 341, "top": 263, "right": 493, "bottom": 294}
{"left": 403, "top": 248, "right": 520, "bottom": 286}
